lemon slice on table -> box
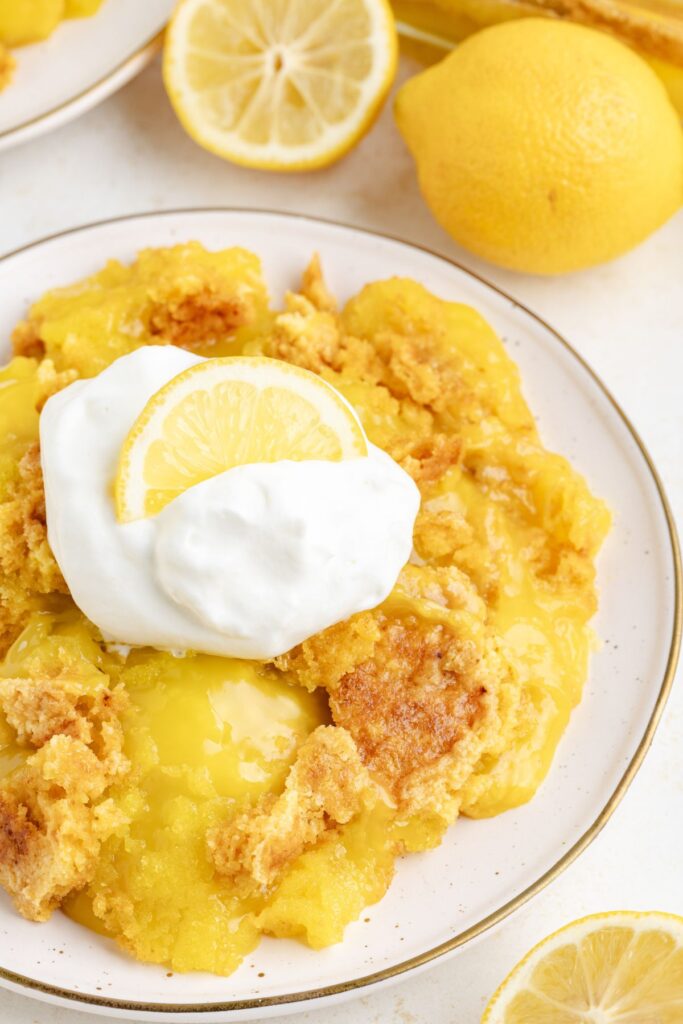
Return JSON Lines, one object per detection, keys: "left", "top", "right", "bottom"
{"left": 115, "top": 356, "right": 367, "bottom": 522}
{"left": 483, "top": 911, "right": 683, "bottom": 1023}
{"left": 162, "top": 0, "right": 398, "bottom": 170}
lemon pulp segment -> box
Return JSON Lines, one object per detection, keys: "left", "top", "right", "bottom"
{"left": 483, "top": 912, "right": 683, "bottom": 1023}
{"left": 163, "top": 0, "right": 398, "bottom": 169}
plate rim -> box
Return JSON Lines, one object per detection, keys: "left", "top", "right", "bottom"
{"left": 0, "top": 22, "right": 164, "bottom": 151}
{"left": 0, "top": 207, "right": 680, "bottom": 1015}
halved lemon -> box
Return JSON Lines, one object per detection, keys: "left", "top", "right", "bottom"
{"left": 162, "top": 0, "right": 398, "bottom": 170}
{"left": 483, "top": 911, "right": 683, "bottom": 1023}
{"left": 115, "top": 356, "right": 367, "bottom": 521}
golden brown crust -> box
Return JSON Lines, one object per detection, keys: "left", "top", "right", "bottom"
{"left": 300, "top": 254, "right": 337, "bottom": 313}
{"left": 34, "top": 359, "right": 78, "bottom": 411}
{"left": 0, "top": 735, "right": 127, "bottom": 921}
{"left": 386, "top": 433, "right": 462, "bottom": 484}
{"left": 413, "top": 493, "right": 473, "bottom": 561}
{"left": 275, "top": 566, "right": 501, "bottom": 825}
{"left": 0, "top": 360, "right": 77, "bottom": 654}
{"left": 257, "top": 586, "right": 500, "bottom": 881}
{"left": 331, "top": 616, "right": 490, "bottom": 799}
{"left": 269, "top": 288, "right": 465, "bottom": 427}
{"left": 267, "top": 273, "right": 469, "bottom": 504}
{"left": 0, "top": 443, "right": 68, "bottom": 655}
{"left": 146, "top": 287, "right": 255, "bottom": 351}
{"left": 372, "top": 329, "right": 465, "bottom": 415}
{"left": 12, "top": 321, "right": 45, "bottom": 361}
{"left": 275, "top": 612, "right": 381, "bottom": 693}
{"left": 0, "top": 655, "right": 129, "bottom": 920}
{"left": 0, "top": 444, "right": 62, "bottom": 589}
{"left": 258, "top": 270, "right": 516, "bottom": 860}
{"left": 269, "top": 293, "right": 344, "bottom": 375}
{"left": 209, "top": 726, "right": 374, "bottom": 892}
{"left": 0, "top": 670, "right": 129, "bottom": 777}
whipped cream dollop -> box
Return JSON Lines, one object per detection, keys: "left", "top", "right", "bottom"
{"left": 40, "top": 347, "right": 420, "bottom": 659}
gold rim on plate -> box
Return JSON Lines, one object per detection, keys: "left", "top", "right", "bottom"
{"left": 0, "top": 209, "right": 679, "bottom": 1015}
{"left": 0, "top": 28, "right": 164, "bottom": 147}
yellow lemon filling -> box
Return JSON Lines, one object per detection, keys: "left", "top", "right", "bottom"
{"left": 0, "top": 0, "right": 104, "bottom": 47}
{"left": 0, "top": 244, "right": 610, "bottom": 974}
{"left": 67, "top": 642, "right": 327, "bottom": 973}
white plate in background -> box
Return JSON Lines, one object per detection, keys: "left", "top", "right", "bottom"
{"left": 0, "top": 210, "right": 678, "bottom": 1021}
{"left": 0, "top": 0, "right": 173, "bottom": 151}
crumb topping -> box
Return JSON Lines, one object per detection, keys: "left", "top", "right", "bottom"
{"left": 209, "top": 726, "right": 373, "bottom": 892}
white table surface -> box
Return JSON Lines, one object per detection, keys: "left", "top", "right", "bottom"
{"left": 0, "top": 53, "right": 682, "bottom": 1024}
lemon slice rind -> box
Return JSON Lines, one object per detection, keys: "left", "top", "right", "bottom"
{"left": 115, "top": 355, "right": 368, "bottom": 522}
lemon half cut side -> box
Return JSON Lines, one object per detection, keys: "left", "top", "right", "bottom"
{"left": 163, "top": 0, "right": 398, "bottom": 170}
{"left": 483, "top": 911, "right": 683, "bottom": 1023}
{"left": 115, "top": 355, "right": 368, "bottom": 522}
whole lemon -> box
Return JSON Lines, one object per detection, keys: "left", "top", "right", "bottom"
{"left": 395, "top": 18, "right": 683, "bottom": 274}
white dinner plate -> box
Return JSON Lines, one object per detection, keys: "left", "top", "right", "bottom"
{"left": 0, "top": 0, "right": 174, "bottom": 152}
{"left": 0, "top": 210, "right": 679, "bottom": 1022}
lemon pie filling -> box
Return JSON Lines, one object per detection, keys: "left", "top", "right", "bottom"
{"left": 0, "top": 610, "right": 328, "bottom": 973}
{"left": 69, "top": 651, "right": 327, "bottom": 974}
{"left": 0, "top": 0, "right": 105, "bottom": 48}
{"left": 0, "top": 244, "right": 610, "bottom": 975}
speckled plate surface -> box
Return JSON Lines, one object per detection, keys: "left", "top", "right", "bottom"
{"left": 0, "top": 210, "right": 678, "bottom": 1022}
{"left": 0, "top": 0, "right": 173, "bottom": 152}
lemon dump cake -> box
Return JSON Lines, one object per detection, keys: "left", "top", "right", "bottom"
{"left": 0, "top": 244, "right": 610, "bottom": 974}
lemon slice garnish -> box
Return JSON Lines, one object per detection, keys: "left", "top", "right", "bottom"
{"left": 483, "top": 911, "right": 683, "bottom": 1023}
{"left": 162, "top": 0, "right": 398, "bottom": 170}
{"left": 115, "top": 356, "right": 367, "bottom": 522}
